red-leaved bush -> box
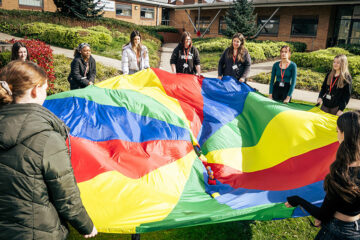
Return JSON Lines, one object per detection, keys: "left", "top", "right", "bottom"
{"left": 8, "top": 39, "right": 56, "bottom": 92}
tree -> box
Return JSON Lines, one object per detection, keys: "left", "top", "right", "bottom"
{"left": 53, "top": 0, "right": 104, "bottom": 20}
{"left": 224, "top": 0, "right": 257, "bottom": 38}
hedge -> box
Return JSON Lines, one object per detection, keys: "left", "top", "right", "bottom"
{"left": 336, "top": 44, "right": 360, "bottom": 55}
{"left": 20, "top": 22, "right": 113, "bottom": 49}
{"left": 251, "top": 67, "right": 360, "bottom": 99}
{"left": 292, "top": 47, "right": 360, "bottom": 77}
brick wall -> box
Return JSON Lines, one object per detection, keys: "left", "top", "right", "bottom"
{"left": 255, "top": 6, "right": 333, "bottom": 51}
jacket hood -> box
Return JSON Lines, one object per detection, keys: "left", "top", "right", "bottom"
{"left": 0, "top": 103, "right": 68, "bottom": 150}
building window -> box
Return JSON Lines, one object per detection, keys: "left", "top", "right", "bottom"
{"left": 257, "top": 16, "right": 280, "bottom": 36}
{"left": 116, "top": 4, "right": 132, "bottom": 17}
{"left": 291, "top": 16, "right": 318, "bottom": 37}
{"left": 218, "top": 17, "right": 226, "bottom": 35}
{"left": 19, "top": 0, "right": 42, "bottom": 7}
{"left": 195, "top": 17, "right": 211, "bottom": 34}
{"left": 141, "top": 7, "right": 154, "bottom": 19}
{"left": 334, "top": 5, "right": 360, "bottom": 45}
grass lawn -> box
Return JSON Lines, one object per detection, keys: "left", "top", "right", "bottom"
{"left": 67, "top": 217, "right": 319, "bottom": 239}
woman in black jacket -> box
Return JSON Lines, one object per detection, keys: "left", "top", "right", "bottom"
{"left": 285, "top": 111, "right": 360, "bottom": 239}
{"left": 68, "top": 43, "right": 97, "bottom": 90}
{"left": 218, "top": 33, "right": 251, "bottom": 82}
{"left": 317, "top": 54, "right": 352, "bottom": 116}
{"left": 0, "top": 61, "right": 97, "bottom": 239}
{"left": 170, "top": 31, "right": 201, "bottom": 75}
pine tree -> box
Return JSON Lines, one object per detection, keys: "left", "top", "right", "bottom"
{"left": 54, "top": 0, "right": 104, "bottom": 20}
{"left": 224, "top": 0, "right": 257, "bottom": 38}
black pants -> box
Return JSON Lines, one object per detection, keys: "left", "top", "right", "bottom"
{"left": 321, "top": 105, "right": 339, "bottom": 115}
{"left": 272, "top": 81, "right": 291, "bottom": 102}
{"left": 315, "top": 218, "right": 360, "bottom": 240}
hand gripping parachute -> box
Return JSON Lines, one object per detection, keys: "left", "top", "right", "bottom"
{"left": 44, "top": 68, "right": 338, "bottom": 234}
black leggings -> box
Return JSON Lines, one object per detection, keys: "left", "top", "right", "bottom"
{"left": 272, "top": 81, "right": 291, "bottom": 102}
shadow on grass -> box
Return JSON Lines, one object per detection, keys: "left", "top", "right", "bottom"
{"left": 68, "top": 221, "right": 253, "bottom": 240}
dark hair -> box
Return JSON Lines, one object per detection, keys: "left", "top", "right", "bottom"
{"left": 324, "top": 111, "right": 360, "bottom": 203}
{"left": 73, "top": 43, "right": 91, "bottom": 58}
{"left": 0, "top": 60, "right": 47, "bottom": 105}
{"left": 180, "top": 31, "right": 192, "bottom": 47}
{"left": 11, "top": 42, "right": 30, "bottom": 61}
{"left": 227, "top": 33, "right": 246, "bottom": 63}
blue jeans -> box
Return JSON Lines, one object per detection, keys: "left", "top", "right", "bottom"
{"left": 315, "top": 218, "right": 360, "bottom": 240}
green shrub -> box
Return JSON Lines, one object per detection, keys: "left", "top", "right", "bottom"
{"left": 246, "top": 42, "right": 266, "bottom": 62}
{"left": 292, "top": 47, "right": 360, "bottom": 77}
{"left": 144, "top": 25, "right": 179, "bottom": 33}
{"left": 336, "top": 44, "right": 360, "bottom": 55}
{"left": 353, "top": 74, "right": 360, "bottom": 98}
{"left": 0, "top": 51, "right": 11, "bottom": 67}
{"left": 20, "top": 22, "right": 113, "bottom": 49}
{"left": 87, "top": 25, "right": 112, "bottom": 35}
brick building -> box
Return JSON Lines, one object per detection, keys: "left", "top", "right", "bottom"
{"left": 0, "top": 0, "right": 170, "bottom": 26}
{"left": 166, "top": 0, "right": 360, "bottom": 50}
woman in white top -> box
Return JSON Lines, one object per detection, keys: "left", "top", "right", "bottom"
{"left": 121, "top": 30, "right": 150, "bottom": 75}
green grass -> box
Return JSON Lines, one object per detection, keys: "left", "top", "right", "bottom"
{"left": 67, "top": 218, "right": 319, "bottom": 239}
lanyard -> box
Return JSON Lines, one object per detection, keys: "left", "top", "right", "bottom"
{"left": 280, "top": 62, "right": 289, "bottom": 82}
{"left": 183, "top": 47, "right": 190, "bottom": 63}
{"left": 329, "top": 75, "right": 339, "bottom": 94}
{"left": 233, "top": 50, "right": 238, "bottom": 64}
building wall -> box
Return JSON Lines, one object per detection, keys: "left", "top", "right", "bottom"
{"left": 255, "top": 6, "right": 333, "bottom": 51}
{"left": 113, "top": 1, "right": 162, "bottom": 26}
{"left": 170, "top": 5, "right": 333, "bottom": 50}
{"left": 0, "top": 0, "right": 162, "bottom": 26}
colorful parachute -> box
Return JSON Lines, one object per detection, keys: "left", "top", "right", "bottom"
{"left": 44, "top": 68, "right": 339, "bottom": 234}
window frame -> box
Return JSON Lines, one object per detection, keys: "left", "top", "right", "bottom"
{"left": 257, "top": 16, "right": 280, "bottom": 36}
{"left": 18, "top": 0, "right": 42, "bottom": 7}
{"left": 291, "top": 15, "right": 319, "bottom": 37}
{"left": 116, "top": 3, "right": 132, "bottom": 17}
{"left": 140, "top": 6, "right": 155, "bottom": 20}
{"left": 218, "top": 16, "right": 227, "bottom": 35}
{"left": 195, "top": 16, "right": 211, "bottom": 34}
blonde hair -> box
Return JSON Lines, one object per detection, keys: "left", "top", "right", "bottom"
{"left": 0, "top": 60, "right": 47, "bottom": 105}
{"left": 327, "top": 54, "right": 351, "bottom": 88}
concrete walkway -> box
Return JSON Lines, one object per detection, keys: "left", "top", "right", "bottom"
{"left": 0, "top": 32, "right": 122, "bottom": 71}
{"left": 159, "top": 43, "right": 360, "bottom": 110}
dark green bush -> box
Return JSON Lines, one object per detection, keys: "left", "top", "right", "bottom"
{"left": 336, "top": 44, "right": 360, "bottom": 55}
{"left": 0, "top": 51, "right": 11, "bottom": 67}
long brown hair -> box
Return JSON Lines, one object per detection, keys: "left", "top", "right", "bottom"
{"left": 128, "top": 30, "right": 142, "bottom": 57}
{"left": 0, "top": 60, "right": 47, "bottom": 105}
{"left": 227, "top": 33, "right": 246, "bottom": 63}
{"left": 324, "top": 111, "right": 360, "bottom": 203}
{"left": 326, "top": 54, "right": 351, "bottom": 88}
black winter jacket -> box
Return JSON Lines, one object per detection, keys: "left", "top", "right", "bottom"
{"left": 170, "top": 43, "right": 200, "bottom": 74}
{"left": 0, "top": 103, "right": 93, "bottom": 240}
{"left": 218, "top": 48, "right": 251, "bottom": 80}
{"left": 318, "top": 72, "right": 352, "bottom": 111}
{"left": 68, "top": 56, "right": 96, "bottom": 90}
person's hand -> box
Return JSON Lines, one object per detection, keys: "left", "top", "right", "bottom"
{"left": 268, "top": 94, "right": 273, "bottom": 100}
{"left": 283, "top": 96, "right": 291, "bottom": 104}
{"left": 284, "top": 202, "right": 293, "bottom": 208}
{"left": 88, "top": 82, "right": 93, "bottom": 85}
{"left": 239, "top": 78, "right": 245, "bottom": 83}
{"left": 84, "top": 226, "right": 98, "bottom": 238}
{"left": 317, "top": 98, "right": 323, "bottom": 105}
{"left": 217, "top": 76, "right": 222, "bottom": 80}
{"left": 314, "top": 219, "right": 321, "bottom": 227}
{"left": 336, "top": 110, "right": 343, "bottom": 116}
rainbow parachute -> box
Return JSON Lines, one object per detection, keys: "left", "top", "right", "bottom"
{"left": 44, "top": 68, "right": 338, "bottom": 234}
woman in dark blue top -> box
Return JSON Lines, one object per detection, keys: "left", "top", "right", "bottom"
{"left": 269, "top": 46, "right": 297, "bottom": 103}
{"left": 286, "top": 111, "right": 360, "bottom": 240}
